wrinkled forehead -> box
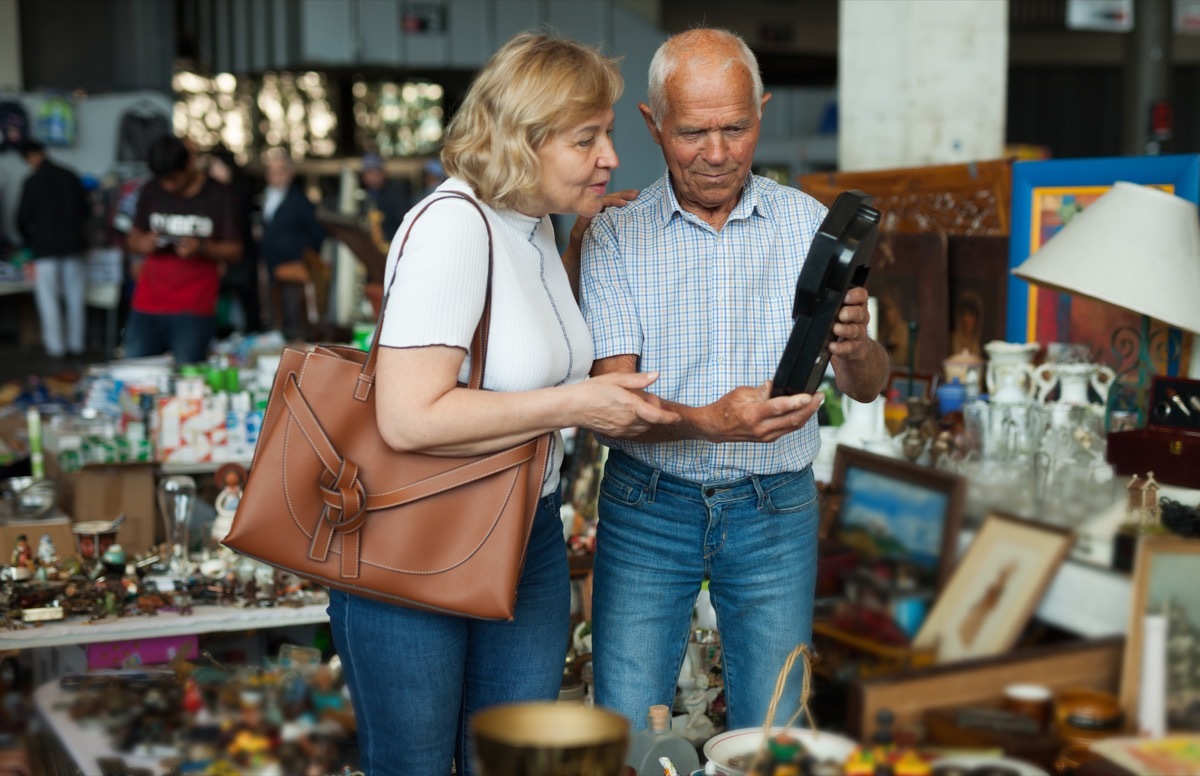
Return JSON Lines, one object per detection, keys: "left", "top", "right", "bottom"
{"left": 661, "top": 66, "right": 759, "bottom": 126}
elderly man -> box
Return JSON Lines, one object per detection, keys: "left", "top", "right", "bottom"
{"left": 580, "top": 28, "right": 890, "bottom": 731}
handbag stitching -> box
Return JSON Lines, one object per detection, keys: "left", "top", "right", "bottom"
{"left": 277, "top": 377, "right": 539, "bottom": 574}
{"left": 226, "top": 193, "right": 552, "bottom": 617}
{"left": 355, "top": 473, "right": 520, "bottom": 575}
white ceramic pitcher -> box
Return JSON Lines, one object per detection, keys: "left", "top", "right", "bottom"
{"left": 1034, "top": 362, "right": 1116, "bottom": 407}
{"left": 839, "top": 394, "right": 888, "bottom": 449}
{"left": 984, "top": 341, "right": 1039, "bottom": 404}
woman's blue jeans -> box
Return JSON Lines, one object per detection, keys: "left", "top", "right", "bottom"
{"left": 327, "top": 491, "right": 570, "bottom": 776}
{"left": 592, "top": 450, "right": 819, "bottom": 732}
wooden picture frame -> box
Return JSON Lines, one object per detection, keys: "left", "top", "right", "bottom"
{"left": 887, "top": 371, "right": 935, "bottom": 403}
{"left": 1006, "top": 154, "right": 1200, "bottom": 376}
{"left": 849, "top": 636, "right": 1123, "bottom": 741}
{"left": 912, "top": 513, "right": 1074, "bottom": 663}
{"left": 830, "top": 445, "right": 967, "bottom": 591}
{"left": 868, "top": 232, "right": 949, "bottom": 378}
{"left": 1119, "top": 534, "right": 1200, "bottom": 732}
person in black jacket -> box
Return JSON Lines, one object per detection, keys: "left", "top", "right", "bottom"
{"left": 259, "top": 152, "right": 325, "bottom": 338}
{"left": 17, "top": 140, "right": 90, "bottom": 359}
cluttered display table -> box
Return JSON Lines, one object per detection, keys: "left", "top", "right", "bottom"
{"left": 0, "top": 600, "right": 329, "bottom": 651}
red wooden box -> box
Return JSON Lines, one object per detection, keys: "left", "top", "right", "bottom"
{"left": 1106, "top": 375, "right": 1200, "bottom": 488}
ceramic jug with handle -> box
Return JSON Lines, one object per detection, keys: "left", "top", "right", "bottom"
{"left": 984, "top": 340, "right": 1039, "bottom": 404}
{"left": 839, "top": 394, "right": 888, "bottom": 449}
{"left": 1034, "top": 362, "right": 1116, "bottom": 407}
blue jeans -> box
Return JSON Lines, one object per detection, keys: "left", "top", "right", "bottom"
{"left": 592, "top": 450, "right": 819, "bottom": 732}
{"left": 327, "top": 491, "right": 570, "bottom": 776}
{"left": 123, "top": 311, "right": 215, "bottom": 365}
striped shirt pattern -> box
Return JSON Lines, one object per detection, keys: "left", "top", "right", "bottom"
{"left": 581, "top": 172, "right": 829, "bottom": 482}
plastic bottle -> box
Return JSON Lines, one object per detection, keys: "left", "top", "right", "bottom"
{"left": 625, "top": 705, "right": 699, "bottom": 776}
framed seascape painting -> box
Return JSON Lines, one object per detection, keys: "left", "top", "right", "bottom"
{"left": 1006, "top": 154, "right": 1200, "bottom": 376}
{"left": 830, "top": 445, "right": 967, "bottom": 592}
{"left": 912, "top": 513, "right": 1073, "bottom": 663}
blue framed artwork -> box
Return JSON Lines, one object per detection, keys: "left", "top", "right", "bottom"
{"left": 1006, "top": 154, "right": 1200, "bottom": 374}
{"left": 831, "top": 446, "right": 967, "bottom": 591}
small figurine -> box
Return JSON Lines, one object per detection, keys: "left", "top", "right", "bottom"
{"left": 212, "top": 463, "right": 247, "bottom": 547}
{"left": 10, "top": 535, "right": 34, "bottom": 570}
{"left": 36, "top": 533, "right": 57, "bottom": 567}
{"left": 1126, "top": 471, "right": 1163, "bottom": 532}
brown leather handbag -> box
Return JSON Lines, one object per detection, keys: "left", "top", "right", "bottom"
{"left": 223, "top": 193, "right": 551, "bottom": 620}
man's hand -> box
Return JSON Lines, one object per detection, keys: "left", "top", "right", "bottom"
{"left": 700, "top": 381, "right": 823, "bottom": 443}
{"left": 829, "top": 286, "right": 890, "bottom": 401}
{"left": 827, "top": 286, "right": 873, "bottom": 362}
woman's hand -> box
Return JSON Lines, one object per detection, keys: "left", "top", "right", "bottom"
{"left": 569, "top": 371, "right": 680, "bottom": 437}
{"left": 563, "top": 189, "right": 639, "bottom": 298}
{"left": 569, "top": 189, "right": 639, "bottom": 246}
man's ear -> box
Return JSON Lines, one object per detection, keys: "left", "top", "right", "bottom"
{"left": 638, "top": 103, "right": 662, "bottom": 146}
{"left": 761, "top": 91, "right": 773, "bottom": 115}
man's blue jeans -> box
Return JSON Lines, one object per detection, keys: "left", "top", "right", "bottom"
{"left": 122, "top": 311, "right": 215, "bottom": 365}
{"left": 592, "top": 450, "right": 819, "bottom": 732}
{"left": 326, "top": 491, "right": 570, "bottom": 776}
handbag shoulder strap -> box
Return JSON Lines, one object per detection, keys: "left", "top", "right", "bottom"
{"left": 361, "top": 191, "right": 494, "bottom": 391}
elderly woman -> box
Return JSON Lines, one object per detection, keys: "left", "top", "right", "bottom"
{"left": 325, "top": 32, "right": 676, "bottom": 776}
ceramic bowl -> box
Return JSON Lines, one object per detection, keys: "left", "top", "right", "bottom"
{"left": 703, "top": 726, "right": 857, "bottom": 776}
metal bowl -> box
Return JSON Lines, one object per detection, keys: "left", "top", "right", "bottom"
{"left": 0, "top": 477, "right": 58, "bottom": 521}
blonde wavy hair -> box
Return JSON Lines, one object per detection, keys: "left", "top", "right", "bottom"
{"left": 442, "top": 32, "right": 623, "bottom": 214}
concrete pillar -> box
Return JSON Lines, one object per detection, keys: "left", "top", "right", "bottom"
{"left": 1123, "top": 0, "right": 1172, "bottom": 155}
{"left": 838, "top": 0, "right": 1008, "bottom": 172}
{"left": 0, "top": 0, "right": 21, "bottom": 90}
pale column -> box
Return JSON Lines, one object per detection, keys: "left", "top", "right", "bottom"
{"left": 0, "top": 0, "right": 21, "bottom": 89}
{"left": 838, "top": 0, "right": 1008, "bottom": 172}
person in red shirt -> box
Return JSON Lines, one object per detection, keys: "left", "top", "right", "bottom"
{"left": 124, "top": 135, "right": 242, "bottom": 364}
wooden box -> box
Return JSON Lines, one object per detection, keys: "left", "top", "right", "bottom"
{"left": 847, "top": 636, "right": 1124, "bottom": 741}
{"left": 1107, "top": 376, "right": 1200, "bottom": 488}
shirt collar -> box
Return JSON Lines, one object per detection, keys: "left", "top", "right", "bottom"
{"left": 657, "top": 170, "right": 763, "bottom": 229}
{"left": 442, "top": 176, "right": 542, "bottom": 235}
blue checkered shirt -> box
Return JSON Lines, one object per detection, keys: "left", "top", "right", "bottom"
{"left": 580, "top": 171, "right": 829, "bottom": 482}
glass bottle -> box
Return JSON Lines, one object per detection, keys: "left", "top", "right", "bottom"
{"left": 624, "top": 704, "right": 699, "bottom": 776}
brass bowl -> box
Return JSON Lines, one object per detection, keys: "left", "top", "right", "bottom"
{"left": 1053, "top": 688, "right": 1125, "bottom": 744}
{"left": 471, "top": 702, "right": 629, "bottom": 776}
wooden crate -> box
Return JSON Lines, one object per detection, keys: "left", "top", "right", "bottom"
{"left": 847, "top": 635, "right": 1124, "bottom": 741}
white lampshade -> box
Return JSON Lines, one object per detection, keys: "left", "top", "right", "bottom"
{"left": 1012, "top": 181, "right": 1200, "bottom": 335}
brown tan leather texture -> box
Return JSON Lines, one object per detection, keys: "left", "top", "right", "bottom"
{"left": 223, "top": 194, "right": 552, "bottom": 620}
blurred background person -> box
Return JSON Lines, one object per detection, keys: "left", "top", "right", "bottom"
{"left": 206, "top": 145, "right": 262, "bottom": 334}
{"left": 17, "top": 139, "right": 90, "bottom": 360}
{"left": 360, "top": 151, "right": 411, "bottom": 252}
{"left": 419, "top": 157, "right": 447, "bottom": 199}
{"left": 123, "top": 135, "right": 241, "bottom": 364}
{"left": 259, "top": 151, "right": 326, "bottom": 338}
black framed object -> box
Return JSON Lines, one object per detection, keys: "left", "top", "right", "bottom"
{"left": 771, "top": 190, "right": 880, "bottom": 396}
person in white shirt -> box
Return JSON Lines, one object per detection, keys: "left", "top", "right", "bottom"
{"left": 324, "top": 32, "right": 678, "bottom": 776}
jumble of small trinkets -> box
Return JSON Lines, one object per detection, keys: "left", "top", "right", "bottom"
{"left": 54, "top": 644, "right": 358, "bottom": 775}
{"left": 1, "top": 532, "right": 328, "bottom": 628}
